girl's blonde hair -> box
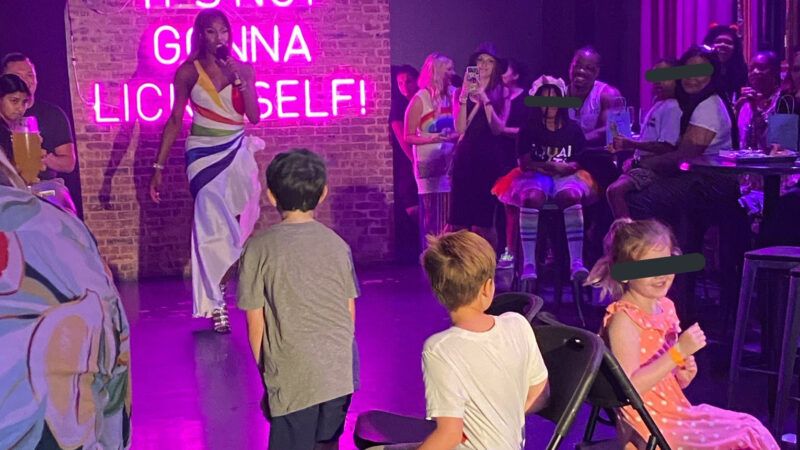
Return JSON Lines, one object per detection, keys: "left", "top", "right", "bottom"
{"left": 586, "top": 218, "right": 681, "bottom": 300}
{"left": 417, "top": 53, "right": 452, "bottom": 105}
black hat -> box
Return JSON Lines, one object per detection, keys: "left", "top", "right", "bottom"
{"left": 469, "top": 42, "right": 506, "bottom": 72}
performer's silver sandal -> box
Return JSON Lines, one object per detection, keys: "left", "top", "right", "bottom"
{"left": 212, "top": 304, "right": 231, "bottom": 334}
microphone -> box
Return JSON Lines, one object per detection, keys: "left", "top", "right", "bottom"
{"left": 215, "top": 44, "right": 242, "bottom": 88}
{"left": 214, "top": 44, "right": 230, "bottom": 62}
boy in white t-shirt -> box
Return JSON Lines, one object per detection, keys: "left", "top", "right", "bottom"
{"left": 606, "top": 59, "right": 683, "bottom": 218}
{"left": 418, "top": 231, "right": 549, "bottom": 450}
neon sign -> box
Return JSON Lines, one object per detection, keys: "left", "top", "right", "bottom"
{"left": 90, "top": 0, "right": 370, "bottom": 123}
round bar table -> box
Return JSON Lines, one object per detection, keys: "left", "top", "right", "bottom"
{"left": 685, "top": 155, "right": 800, "bottom": 245}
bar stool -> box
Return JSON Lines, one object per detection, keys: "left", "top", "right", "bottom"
{"left": 515, "top": 203, "right": 587, "bottom": 327}
{"left": 773, "top": 265, "right": 800, "bottom": 435}
{"left": 727, "top": 246, "right": 800, "bottom": 416}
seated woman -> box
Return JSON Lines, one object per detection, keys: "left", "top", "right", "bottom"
{"left": 492, "top": 75, "right": 598, "bottom": 282}
{"left": 626, "top": 46, "right": 740, "bottom": 226}
{"left": 606, "top": 58, "right": 682, "bottom": 219}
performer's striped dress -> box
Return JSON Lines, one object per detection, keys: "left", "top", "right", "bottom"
{"left": 187, "top": 60, "right": 263, "bottom": 318}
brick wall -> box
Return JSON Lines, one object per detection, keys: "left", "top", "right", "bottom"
{"left": 66, "top": 0, "right": 393, "bottom": 280}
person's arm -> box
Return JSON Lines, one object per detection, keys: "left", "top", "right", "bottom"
{"left": 608, "top": 312, "right": 706, "bottom": 394}
{"left": 404, "top": 96, "right": 443, "bottom": 146}
{"left": 639, "top": 124, "right": 716, "bottom": 173}
{"left": 583, "top": 85, "right": 622, "bottom": 145}
{"left": 237, "top": 239, "right": 268, "bottom": 364}
{"left": 246, "top": 309, "right": 265, "bottom": 362}
{"left": 635, "top": 141, "right": 676, "bottom": 155}
{"left": 42, "top": 143, "right": 76, "bottom": 173}
{"left": 392, "top": 120, "right": 414, "bottom": 161}
{"left": 454, "top": 88, "right": 469, "bottom": 135}
{"left": 39, "top": 105, "right": 76, "bottom": 173}
{"left": 227, "top": 59, "right": 259, "bottom": 124}
{"left": 525, "top": 380, "right": 550, "bottom": 413}
{"left": 150, "top": 62, "right": 195, "bottom": 203}
{"left": 348, "top": 298, "right": 355, "bottom": 323}
{"left": 607, "top": 312, "right": 679, "bottom": 394}
{"left": 481, "top": 88, "right": 511, "bottom": 135}
{"left": 418, "top": 417, "right": 464, "bottom": 450}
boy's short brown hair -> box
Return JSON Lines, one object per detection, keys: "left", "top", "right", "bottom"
{"left": 421, "top": 230, "right": 496, "bottom": 311}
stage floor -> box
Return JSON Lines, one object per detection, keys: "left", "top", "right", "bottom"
{"left": 121, "top": 264, "right": 782, "bottom": 449}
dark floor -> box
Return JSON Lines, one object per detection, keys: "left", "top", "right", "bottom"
{"left": 123, "top": 264, "right": 791, "bottom": 449}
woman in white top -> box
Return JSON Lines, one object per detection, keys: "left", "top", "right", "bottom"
{"left": 404, "top": 53, "right": 458, "bottom": 248}
{"left": 626, "top": 46, "right": 738, "bottom": 225}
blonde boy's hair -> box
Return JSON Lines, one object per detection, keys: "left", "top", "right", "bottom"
{"left": 421, "top": 230, "right": 496, "bottom": 311}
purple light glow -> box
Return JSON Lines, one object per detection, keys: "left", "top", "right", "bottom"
{"left": 93, "top": 77, "right": 367, "bottom": 122}
{"left": 89, "top": 2, "right": 373, "bottom": 123}
{"left": 152, "top": 24, "right": 311, "bottom": 66}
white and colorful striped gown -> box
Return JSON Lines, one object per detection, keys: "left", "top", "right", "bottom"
{"left": 187, "top": 60, "right": 263, "bottom": 318}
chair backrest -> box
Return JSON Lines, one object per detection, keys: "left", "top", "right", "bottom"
{"left": 487, "top": 292, "right": 544, "bottom": 323}
{"left": 533, "top": 324, "right": 604, "bottom": 450}
{"left": 585, "top": 348, "right": 672, "bottom": 450}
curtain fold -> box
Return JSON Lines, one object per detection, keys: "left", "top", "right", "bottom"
{"left": 640, "top": 0, "right": 734, "bottom": 111}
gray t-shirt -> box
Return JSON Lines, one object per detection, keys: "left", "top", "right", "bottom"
{"left": 237, "top": 220, "right": 360, "bottom": 417}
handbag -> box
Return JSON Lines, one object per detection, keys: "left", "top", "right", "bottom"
{"left": 766, "top": 95, "right": 800, "bottom": 151}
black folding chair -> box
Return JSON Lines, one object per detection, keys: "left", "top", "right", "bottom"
{"left": 353, "top": 294, "right": 546, "bottom": 448}
{"left": 578, "top": 348, "right": 671, "bottom": 450}
{"left": 536, "top": 311, "right": 671, "bottom": 450}
{"left": 533, "top": 324, "right": 605, "bottom": 450}
{"left": 487, "top": 291, "right": 544, "bottom": 323}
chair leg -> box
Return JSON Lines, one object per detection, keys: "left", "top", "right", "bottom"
{"left": 728, "top": 258, "right": 757, "bottom": 408}
{"left": 582, "top": 405, "right": 601, "bottom": 443}
{"left": 772, "top": 272, "right": 800, "bottom": 435}
{"left": 572, "top": 280, "right": 586, "bottom": 328}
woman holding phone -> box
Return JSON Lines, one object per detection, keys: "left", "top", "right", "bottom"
{"left": 447, "top": 43, "right": 511, "bottom": 243}
{"left": 148, "top": 8, "right": 262, "bottom": 333}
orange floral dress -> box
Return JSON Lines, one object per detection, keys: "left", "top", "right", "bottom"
{"left": 603, "top": 298, "right": 779, "bottom": 450}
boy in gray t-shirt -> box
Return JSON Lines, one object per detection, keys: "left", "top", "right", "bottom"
{"left": 237, "top": 149, "right": 360, "bottom": 450}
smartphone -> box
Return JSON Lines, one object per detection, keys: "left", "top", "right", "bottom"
{"left": 466, "top": 66, "right": 479, "bottom": 91}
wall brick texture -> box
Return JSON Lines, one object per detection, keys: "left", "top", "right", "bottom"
{"left": 67, "top": 0, "right": 393, "bottom": 280}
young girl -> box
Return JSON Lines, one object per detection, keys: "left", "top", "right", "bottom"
{"left": 588, "top": 218, "right": 778, "bottom": 449}
{"left": 492, "top": 75, "right": 598, "bottom": 282}
{"left": 606, "top": 59, "right": 682, "bottom": 219}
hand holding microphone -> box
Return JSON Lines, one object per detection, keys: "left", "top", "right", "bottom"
{"left": 215, "top": 44, "right": 245, "bottom": 90}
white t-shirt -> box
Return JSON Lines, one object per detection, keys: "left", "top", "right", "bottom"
{"left": 422, "top": 313, "right": 549, "bottom": 450}
{"left": 688, "top": 94, "right": 732, "bottom": 155}
{"left": 639, "top": 99, "right": 682, "bottom": 156}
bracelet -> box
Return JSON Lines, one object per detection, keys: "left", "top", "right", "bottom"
{"left": 668, "top": 346, "right": 685, "bottom": 366}
{"left": 152, "top": 162, "right": 165, "bottom": 170}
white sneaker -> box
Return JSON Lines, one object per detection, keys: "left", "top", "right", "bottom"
{"left": 521, "top": 263, "right": 538, "bottom": 280}
{"left": 498, "top": 248, "right": 515, "bottom": 269}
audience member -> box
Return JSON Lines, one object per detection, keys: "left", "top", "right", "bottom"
{"left": 496, "top": 58, "right": 530, "bottom": 267}
{"left": 390, "top": 64, "right": 421, "bottom": 260}
{"left": 404, "top": 54, "right": 457, "bottom": 248}
{"left": 589, "top": 219, "right": 778, "bottom": 450}
{"left": 2, "top": 53, "right": 77, "bottom": 214}
{"left": 736, "top": 50, "right": 781, "bottom": 150}
{"left": 0, "top": 168, "right": 131, "bottom": 449}
{"left": 607, "top": 58, "right": 682, "bottom": 219}
{"left": 448, "top": 43, "right": 510, "bottom": 244}
{"left": 237, "top": 149, "right": 360, "bottom": 450}
{"left": 418, "top": 230, "right": 549, "bottom": 449}
{"left": 492, "top": 76, "right": 596, "bottom": 282}
{"left": 702, "top": 25, "right": 748, "bottom": 103}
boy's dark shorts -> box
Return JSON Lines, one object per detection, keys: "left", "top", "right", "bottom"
{"left": 268, "top": 394, "right": 352, "bottom": 450}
